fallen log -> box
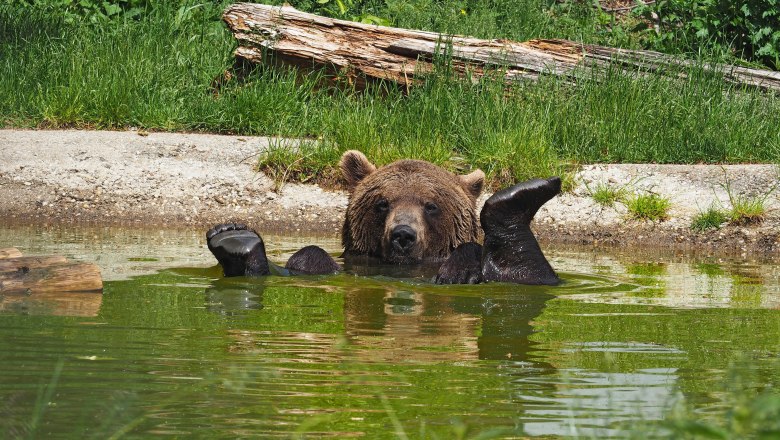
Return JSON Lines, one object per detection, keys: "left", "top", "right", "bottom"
{"left": 0, "top": 248, "right": 23, "bottom": 259}
{"left": 0, "top": 255, "right": 68, "bottom": 272}
{"left": 0, "top": 262, "right": 103, "bottom": 294}
{"left": 0, "top": 249, "right": 103, "bottom": 296}
{"left": 222, "top": 3, "right": 780, "bottom": 92}
{"left": 0, "top": 251, "right": 104, "bottom": 316}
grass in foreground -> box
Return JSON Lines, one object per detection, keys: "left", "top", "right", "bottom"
{"left": 2, "top": 4, "right": 780, "bottom": 188}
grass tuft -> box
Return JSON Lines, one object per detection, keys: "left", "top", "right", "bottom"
{"left": 625, "top": 193, "right": 672, "bottom": 221}
{"left": 588, "top": 182, "right": 628, "bottom": 207}
{"left": 721, "top": 173, "right": 777, "bottom": 226}
{"left": 691, "top": 207, "right": 729, "bottom": 231}
{"left": 728, "top": 197, "right": 768, "bottom": 225}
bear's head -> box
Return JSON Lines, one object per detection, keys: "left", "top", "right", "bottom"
{"left": 340, "top": 150, "right": 485, "bottom": 264}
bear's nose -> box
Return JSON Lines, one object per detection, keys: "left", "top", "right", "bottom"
{"left": 390, "top": 225, "right": 417, "bottom": 253}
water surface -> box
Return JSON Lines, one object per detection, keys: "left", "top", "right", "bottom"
{"left": 1, "top": 225, "right": 779, "bottom": 438}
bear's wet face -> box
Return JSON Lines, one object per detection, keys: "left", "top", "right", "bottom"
{"left": 340, "top": 151, "right": 485, "bottom": 264}
{"left": 380, "top": 196, "right": 439, "bottom": 263}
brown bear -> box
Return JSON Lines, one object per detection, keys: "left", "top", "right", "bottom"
{"left": 339, "top": 150, "right": 484, "bottom": 264}
{"left": 207, "top": 150, "right": 560, "bottom": 285}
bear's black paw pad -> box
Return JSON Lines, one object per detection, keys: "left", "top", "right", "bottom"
{"left": 482, "top": 177, "right": 561, "bottom": 226}
{"left": 285, "top": 246, "right": 341, "bottom": 275}
{"left": 434, "top": 242, "right": 484, "bottom": 285}
{"left": 207, "top": 222, "right": 269, "bottom": 277}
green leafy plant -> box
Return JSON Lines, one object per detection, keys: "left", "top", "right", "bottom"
{"left": 661, "top": 364, "right": 780, "bottom": 439}
{"left": 7, "top": 0, "right": 164, "bottom": 23}
{"left": 625, "top": 193, "right": 672, "bottom": 221}
{"left": 691, "top": 206, "right": 729, "bottom": 231}
{"left": 641, "top": 0, "right": 780, "bottom": 69}
{"left": 295, "top": 0, "right": 390, "bottom": 25}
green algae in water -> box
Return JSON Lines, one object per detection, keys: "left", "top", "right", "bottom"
{"left": 1, "top": 227, "right": 780, "bottom": 438}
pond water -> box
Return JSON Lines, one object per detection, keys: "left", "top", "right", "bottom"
{"left": 1, "top": 225, "right": 779, "bottom": 438}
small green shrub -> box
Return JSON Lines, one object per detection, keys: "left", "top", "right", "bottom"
{"left": 691, "top": 207, "right": 729, "bottom": 231}
{"left": 625, "top": 193, "right": 672, "bottom": 221}
{"left": 257, "top": 139, "right": 337, "bottom": 192}
{"left": 6, "top": 0, "right": 193, "bottom": 23}
{"left": 729, "top": 196, "right": 768, "bottom": 225}
{"left": 722, "top": 174, "right": 777, "bottom": 225}
{"left": 588, "top": 182, "right": 628, "bottom": 207}
{"left": 642, "top": 0, "right": 780, "bottom": 69}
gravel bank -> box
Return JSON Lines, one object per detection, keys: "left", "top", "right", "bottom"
{"left": 1, "top": 129, "right": 778, "bottom": 255}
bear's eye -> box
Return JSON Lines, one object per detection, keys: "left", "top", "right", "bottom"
{"left": 375, "top": 199, "right": 389, "bottom": 214}
{"left": 424, "top": 202, "right": 440, "bottom": 216}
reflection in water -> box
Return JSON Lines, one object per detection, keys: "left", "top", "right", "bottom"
{"left": 205, "top": 283, "right": 264, "bottom": 316}
{"left": 344, "top": 286, "right": 556, "bottom": 364}
{"left": 0, "top": 291, "right": 102, "bottom": 316}
{"left": 516, "top": 368, "right": 679, "bottom": 437}
{"left": 552, "top": 249, "right": 780, "bottom": 308}
{"left": 200, "top": 275, "right": 686, "bottom": 437}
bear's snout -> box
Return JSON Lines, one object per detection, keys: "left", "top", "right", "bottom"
{"left": 383, "top": 206, "right": 426, "bottom": 262}
{"left": 390, "top": 225, "right": 417, "bottom": 254}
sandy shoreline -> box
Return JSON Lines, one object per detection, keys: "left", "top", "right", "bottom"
{"left": 1, "top": 129, "right": 778, "bottom": 255}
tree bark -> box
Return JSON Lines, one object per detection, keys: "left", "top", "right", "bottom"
{"left": 0, "top": 262, "right": 103, "bottom": 294}
{"left": 0, "top": 248, "right": 23, "bottom": 259}
{"left": 0, "top": 255, "right": 103, "bottom": 294}
{"left": 0, "top": 255, "right": 68, "bottom": 272}
{"left": 222, "top": 3, "right": 780, "bottom": 92}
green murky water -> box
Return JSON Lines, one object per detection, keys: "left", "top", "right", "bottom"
{"left": 1, "top": 226, "right": 779, "bottom": 438}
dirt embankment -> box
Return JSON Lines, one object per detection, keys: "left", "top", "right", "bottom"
{"left": 1, "top": 129, "right": 778, "bottom": 255}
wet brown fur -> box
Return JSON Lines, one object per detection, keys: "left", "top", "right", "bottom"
{"left": 340, "top": 151, "right": 484, "bottom": 263}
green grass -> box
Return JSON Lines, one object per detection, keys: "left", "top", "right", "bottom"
{"left": 722, "top": 175, "right": 777, "bottom": 226}
{"left": 691, "top": 207, "right": 729, "bottom": 231}
{"left": 728, "top": 196, "right": 769, "bottom": 226}
{"left": 2, "top": 3, "right": 780, "bottom": 187}
{"left": 588, "top": 182, "right": 628, "bottom": 207}
{"left": 625, "top": 193, "right": 672, "bottom": 221}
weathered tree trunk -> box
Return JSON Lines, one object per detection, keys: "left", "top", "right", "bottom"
{"left": 0, "top": 261, "right": 103, "bottom": 294}
{"left": 0, "top": 252, "right": 103, "bottom": 316}
{"left": 222, "top": 3, "right": 780, "bottom": 92}
{"left": 0, "top": 254, "right": 103, "bottom": 294}
{"left": 0, "top": 248, "right": 23, "bottom": 259}
{"left": 0, "top": 255, "right": 68, "bottom": 272}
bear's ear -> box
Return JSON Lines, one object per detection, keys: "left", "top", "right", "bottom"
{"left": 458, "top": 169, "right": 485, "bottom": 200}
{"left": 340, "top": 150, "right": 377, "bottom": 190}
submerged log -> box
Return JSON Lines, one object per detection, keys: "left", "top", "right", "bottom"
{"left": 222, "top": 3, "right": 780, "bottom": 92}
{"left": 0, "top": 255, "right": 68, "bottom": 272}
{"left": 0, "top": 262, "right": 103, "bottom": 294}
{"left": 0, "top": 248, "right": 23, "bottom": 259}
{"left": 0, "top": 251, "right": 103, "bottom": 295}
{"left": 0, "top": 251, "right": 103, "bottom": 315}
